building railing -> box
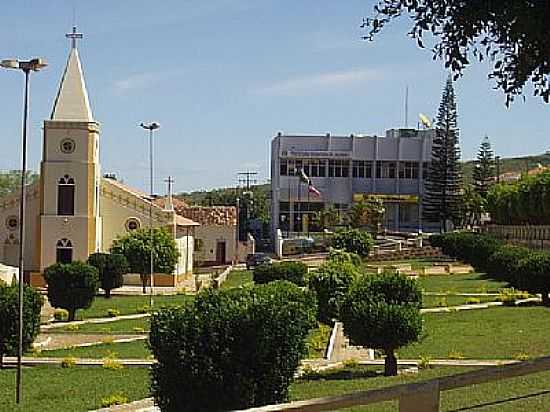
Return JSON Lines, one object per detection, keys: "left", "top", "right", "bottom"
{"left": 236, "top": 355, "right": 550, "bottom": 412}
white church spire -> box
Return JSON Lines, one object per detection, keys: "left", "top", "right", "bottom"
{"left": 50, "top": 27, "right": 93, "bottom": 122}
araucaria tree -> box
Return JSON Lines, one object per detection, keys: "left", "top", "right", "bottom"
{"left": 423, "top": 76, "right": 462, "bottom": 232}
{"left": 472, "top": 136, "right": 495, "bottom": 198}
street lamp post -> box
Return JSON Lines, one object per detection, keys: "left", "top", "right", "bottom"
{"left": 1, "top": 57, "right": 47, "bottom": 404}
{"left": 140, "top": 122, "right": 160, "bottom": 308}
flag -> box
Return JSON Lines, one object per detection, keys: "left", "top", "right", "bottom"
{"left": 308, "top": 184, "right": 321, "bottom": 197}
{"left": 298, "top": 168, "right": 311, "bottom": 185}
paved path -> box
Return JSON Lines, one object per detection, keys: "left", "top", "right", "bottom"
{"left": 420, "top": 297, "right": 540, "bottom": 313}
{"left": 41, "top": 313, "right": 151, "bottom": 331}
{"left": 34, "top": 333, "right": 147, "bottom": 350}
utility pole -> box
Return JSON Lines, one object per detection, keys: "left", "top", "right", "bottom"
{"left": 237, "top": 171, "right": 258, "bottom": 190}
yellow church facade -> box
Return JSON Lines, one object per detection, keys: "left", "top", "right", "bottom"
{"left": 0, "top": 39, "right": 198, "bottom": 287}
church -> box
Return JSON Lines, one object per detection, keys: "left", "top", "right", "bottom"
{"left": 0, "top": 30, "right": 198, "bottom": 287}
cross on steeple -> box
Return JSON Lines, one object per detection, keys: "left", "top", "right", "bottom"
{"left": 66, "top": 26, "right": 83, "bottom": 49}
{"left": 164, "top": 176, "right": 175, "bottom": 211}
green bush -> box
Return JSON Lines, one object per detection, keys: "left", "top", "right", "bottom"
{"left": 326, "top": 248, "right": 362, "bottom": 266}
{"left": 87, "top": 252, "right": 129, "bottom": 298}
{"left": 486, "top": 245, "right": 532, "bottom": 283}
{"left": 516, "top": 253, "right": 550, "bottom": 305}
{"left": 308, "top": 261, "right": 358, "bottom": 323}
{"left": 149, "top": 281, "right": 316, "bottom": 411}
{"left": 340, "top": 272, "right": 423, "bottom": 376}
{"left": 101, "top": 392, "right": 128, "bottom": 408}
{"left": 107, "top": 308, "right": 121, "bottom": 318}
{"left": 331, "top": 229, "right": 374, "bottom": 257}
{"left": 0, "top": 284, "right": 43, "bottom": 367}
{"left": 44, "top": 262, "right": 99, "bottom": 321}
{"left": 53, "top": 308, "right": 69, "bottom": 322}
{"left": 253, "top": 261, "right": 308, "bottom": 286}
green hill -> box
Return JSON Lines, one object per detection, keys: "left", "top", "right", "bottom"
{"left": 462, "top": 152, "right": 550, "bottom": 182}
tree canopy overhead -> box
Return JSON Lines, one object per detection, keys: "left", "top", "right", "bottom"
{"left": 363, "top": 1, "right": 550, "bottom": 104}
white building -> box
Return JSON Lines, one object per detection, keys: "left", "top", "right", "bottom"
{"left": 270, "top": 128, "right": 438, "bottom": 236}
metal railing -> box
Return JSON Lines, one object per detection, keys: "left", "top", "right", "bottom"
{"left": 237, "top": 355, "right": 550, "bottom": 412}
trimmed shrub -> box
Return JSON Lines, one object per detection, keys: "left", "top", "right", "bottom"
{"left": 486, "top": 245, "right": 532, "bottom": 283}
{"left": 87, "top": 253, "right": 129, "bottom": 298}
{"left": 149, "top": 281, "right": 316, "bottom": 411}
{"left": 53, "top": 308, "right": 69, "bottom": 322}
{"left": 253, "top": 261, "right": 308, "bottom": 286}
{"left": 326, "top": 248, "right": 362, "bottom": 266}
{"left": 331, "top": 229, "right": 374, "bottom": 257}
{"left": 308, "top": 261, "right": 359, "bottom": 324}
{"left": 44, "top": 262, "right": 99, "bottom": 321}
{"left": 340, "top": 272, "right": 422, "bottom": 376}
{"left": 0, "top": 284, "right": 43, "bottom": 367}
{"left": 516, "top": 253, "right": 550, "bottom": 305}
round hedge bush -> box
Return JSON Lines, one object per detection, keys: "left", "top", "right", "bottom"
{"left": 331, "top": 229, "right": 373, "bottom": 257}
{"left": 149, "top": 281, "right": 316, "bottom": 411}
{"left": 253, "top": 261, "right": 308, "bottom": 286}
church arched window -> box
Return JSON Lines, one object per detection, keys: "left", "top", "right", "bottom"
{"left": 56, "top": 238, "right": 73, "bottom": 264}
{"left": 58, "top": 175, "right": 75, "bottom": 216}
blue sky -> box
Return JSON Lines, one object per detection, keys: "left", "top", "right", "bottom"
{"left": 1, "top": 1, "right": 549, "bottom": 194}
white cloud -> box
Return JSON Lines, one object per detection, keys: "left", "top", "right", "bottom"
{"left": 253, "top": 69, "right": 382, "bottom": 96}
{"left": 113, "top": 73, "right": 159, "bottom": 95}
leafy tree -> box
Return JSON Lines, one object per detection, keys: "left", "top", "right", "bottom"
{"left": 340, "top": 273, "right": 423, "bottom": 376}
{"left": 363, "top": 1, "right": 550, "bottom": 104}
{"left": 472, "top": 136, "right": 496, "bottom": 198}
{"left": 332, "top": 228, "right": 374, "bottom": 257}
{"left": 345, "top": 198, "right": 385, "bottom": 231}
{"left": 423, "top": 76, "right": 463, "bottom": 231}
{"left": 0, "top": 284, "right": 43, "bottom": 367}
{"left": 110, "top": 228, "right": 179, "bottom": 294}
{"left": 459, "top": 184, "right": 485, "bottom": 227}
{"left": 308, "top": 260, "right": 359, "bottom": 324}
{"left": 87, "top": 253, "right": 129, "bottom": 298}
{"left": 149, "top": 281, "right": 316, "bottom": 411}
{"left": 313, "top": 206, "right": 341, "bottom": 231}
{"left": 0, "top": 170, "right": 39, "bottom": 197}
{"left": 43, "top": 262, "right": 99, "bottom": 321}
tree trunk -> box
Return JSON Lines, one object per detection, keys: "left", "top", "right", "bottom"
{"left": 141, "top": 274, "right": 147, "bottom": 294}
{"left": 542, "top": 291, "right": 550, "bottom": 306}
{"left": 105, "top": 288, "right": 111, "bottom": 299}
{"left": 0, "top": 352, "right": 3, "bottom": 369}
{"left": 384, "top": 350, "right": 398, "bottom": 376}
{"left": 68, "top": 308, "right": 76, "bottom": 322}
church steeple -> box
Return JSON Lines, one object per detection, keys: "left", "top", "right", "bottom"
{"left": 50, "top": 27, "right": 93, "bottom": 122}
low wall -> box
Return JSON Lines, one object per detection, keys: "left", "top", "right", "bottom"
{"left": 485, "top": 224, "right": 550, "bottom": 250}
{"left": 370, "top": 246, "right": 443, "bottom": 262}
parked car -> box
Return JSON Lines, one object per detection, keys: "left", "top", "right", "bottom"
{"left": 246, "top": 253, "right": 272, "bottom": 270}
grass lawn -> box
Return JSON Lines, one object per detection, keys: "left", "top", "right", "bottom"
{"left": 221, "top": 270, "right": 253, "bottom": 289}
{"left": 418, "top": 272, "right": 509, "bottom": 294}
{"left": 399, "top": 306, "right": 550, "bottom": 360}
{"left": 57, "top": 317, "right": 150, "bottom": 334}
{"left": 422, "top": 294, "right": 498, "bottom": 308}
{"left": 0, "top": 366, "right": 149, "bottom": 412}
{"left": 291, "top": 365, "right": 550, "bottom": 411}
{"left": 74, "top": 294, "right": 191, "bottom": 319}
{"left": 41, "top": 340, "right": 151, "bottom": 359}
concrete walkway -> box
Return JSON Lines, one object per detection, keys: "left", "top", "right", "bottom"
{"left": 41, "top": 313, "right": 151, "bottom": 331}
{"left": 35, "top": 334, "right": 147, "bottom": 351}
{"left": 420, "top": 297, "right": 540, "bottom": 314}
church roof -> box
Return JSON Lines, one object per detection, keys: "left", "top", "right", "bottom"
{"left": 50, "top": 47, "right": 94, "bottom": 122}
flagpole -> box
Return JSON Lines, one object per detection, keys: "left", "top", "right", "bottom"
{"left": 297, "top": 174, "right": 301, "bottom": 236}
{"left": 307, "top": 185, "right": 310, "bottom": 237}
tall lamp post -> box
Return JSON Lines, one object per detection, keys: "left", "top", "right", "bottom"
{"left": 140, "top": 122, "right": 160, "bottom": 308}
{"left": 1, "top": 57, "right": 48, "bottom": 404}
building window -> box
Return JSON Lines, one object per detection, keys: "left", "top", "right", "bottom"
{"left": 376, "top": 162, "right": 397, "bottom": 179}
{"left": 58, "top": 175, "right": 75, "bottom": 216}
{"left": 194, "top": 238, "right": 204, "bottom": 252}
{"left": 56, "top": 239, "right": 73, "bottom": 264}
{"left": 352, "top": 161, "right": 373, "bottom": 178}
{"left": 399, "top": 162, "right": 419, "bottom": 179}
{"left": 280, "top": 159, "right": 288, "bottom": 176}
{"left": 125, "top": 217, "right": 141, "bottom": 231}
{"left": 328, "top": 160, "right": 350, "bottom": 178}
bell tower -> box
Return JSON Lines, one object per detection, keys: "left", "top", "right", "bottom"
{"left": 39, "top": 27, "right": 101, "bottom": 270}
